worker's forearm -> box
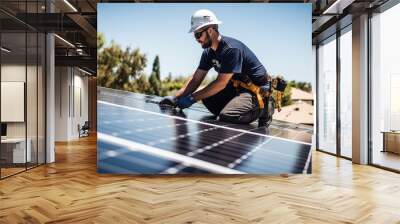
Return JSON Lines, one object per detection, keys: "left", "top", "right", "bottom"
{"left": 192, "top": 81, "right": 226, "bottom": 101}
{"left": 175, "top": 76, "right": 202, "bottom": 98}
{"left": 175, "top": 76, "right": 193, "bottom": 98}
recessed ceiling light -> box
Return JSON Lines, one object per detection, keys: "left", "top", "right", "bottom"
{"left": 54, "top": 34, "right": 75, "bottom": 48}
{"left": 1, "top": 47, "right": 11, "bottom": 53}
{"left": 63, "top": 0, "right": 78, "bottom": 12}
{"left": 78, "top": 67, "right": 92, "bottom": 76}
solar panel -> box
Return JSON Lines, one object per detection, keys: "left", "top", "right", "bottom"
{"left": 97, "top": 87, "right": 312, "bottom": 174}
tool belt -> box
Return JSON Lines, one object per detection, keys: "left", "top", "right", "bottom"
{"left": 231, "top": 75, "right": 287, "bottom": 110}
{"left": 231, "top": 79, "right": 269, "bottom": 109}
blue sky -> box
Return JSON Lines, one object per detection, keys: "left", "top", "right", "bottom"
{"left": 98, "top": 3, "right": 313, "bottom": 84}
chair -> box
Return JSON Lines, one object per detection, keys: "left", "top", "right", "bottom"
{"left": 79, "top": 121, "right": 90, "bottom": 138}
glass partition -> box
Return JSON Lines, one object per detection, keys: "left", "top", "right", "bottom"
{"left": 1, "top": 30, "right": 28, "bottom": 177}
{"left": 27, "top": 24, "right": 38, "bottom": 168}
{"left": 339, "top": 27, "right": 352, "bottom": 158}
{"left": 317, "top": 35, "right": 337, "bottom": 155}
{"left": 0, "top": 1, "right": 46, "bottom": 179}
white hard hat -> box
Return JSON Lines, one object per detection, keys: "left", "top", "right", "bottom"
{"left": 188, "top": 9, "right": 222, "bottom": 33}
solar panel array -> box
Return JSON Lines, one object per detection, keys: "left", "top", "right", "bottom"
{"left": 98, "top": 87, "right": 312, "bottom": 174}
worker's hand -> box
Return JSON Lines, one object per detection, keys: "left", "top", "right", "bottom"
{"left": 176, "top": 94, "right": 196, "bottom": 109}
{"left": 159, "top": 96, "right": 177, "bottom": 107}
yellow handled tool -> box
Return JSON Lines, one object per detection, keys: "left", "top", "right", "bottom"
{"left": 231, "top": 75, "right": 286, "bottom": 110}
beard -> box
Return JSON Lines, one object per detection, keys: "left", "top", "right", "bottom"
{"left": 201, "top": 33, "right": 212, "bottom": 49}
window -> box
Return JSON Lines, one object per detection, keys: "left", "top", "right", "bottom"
{"left": 317, "top": 35, "right": 337, "bottom": 154}
{"left": 339, "top": 27, "right": 352, "bottom": 158}
{"left": 371, "top": 3, "right": 400, "bottom": 171}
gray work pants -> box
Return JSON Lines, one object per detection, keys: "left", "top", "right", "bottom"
{"left": 202, "top": 82, "right": 262, "bottom": 124}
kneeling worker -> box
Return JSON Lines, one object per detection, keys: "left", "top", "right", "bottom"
{"left": 160, "top": 9, "right": 273, "bottom": 126}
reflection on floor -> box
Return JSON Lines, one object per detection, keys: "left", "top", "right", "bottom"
{"left": 0, "top": 163, "right": 42, "bottom": 178}
{"left": 0, "top": 167, "right": 25, "bottom": 178}
{"left": 97, "top": 87, "right": 313, "bottom": 174}
{"left": 373, "top": 151, "right": 400, "bottom": 171}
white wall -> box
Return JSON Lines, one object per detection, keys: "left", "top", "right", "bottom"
{"left": 55, "top": 66, "right": 70, "bottom": 141}
{"left": 55, "top": 67, "right": 89, "bottom": 141}
{"left": 0, "top": 65, "right": 40, "bottom": 138}
{"left": 1, "top": 65, "right": 26, "bottom": 81}
{"left": 71, "top": 73, "right": 89, "bottom": 137}
{"left": 1, "top": 65, "right": 26, "bottom": 139}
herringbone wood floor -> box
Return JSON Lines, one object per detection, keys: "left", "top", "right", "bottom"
{"left": 1, "top": 134, "right": 400, "bottom": 224}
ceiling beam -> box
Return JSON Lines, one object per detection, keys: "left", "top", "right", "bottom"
{"left": 55, "top": 55, "right": 96, "bottom": 72}
{"left": 323, "top": 0, "right": 356, "bottom": 14}
{"left": 67, "top": 13, "right": 97, "bottom": 39}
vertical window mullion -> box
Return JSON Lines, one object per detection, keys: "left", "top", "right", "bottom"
{"left": 367, "top": 11, "right": 373, "bottom": 165}
{"left": 316, "top": 44, "right": 320, "bottom": 151}
{"left": 336, "top": 28, "right": 341, "bottom": 157}
{"left": 25, "top": 0, "right": 28, "bottom": 171}
{"left": 36, "top": 0, "right": 39, "bottom": 167}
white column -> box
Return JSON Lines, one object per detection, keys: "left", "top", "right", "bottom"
{"left": 45, "top": 0, "right": 55, "bottom": 163}
{"left": 46, "top": 33, "right": 55, "bottom": 163}
{"left": 352, "top": 14, "right": 369, "bottom": 164}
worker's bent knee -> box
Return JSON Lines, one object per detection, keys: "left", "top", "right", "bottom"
{"left": 218, "top": 112, "right": 239, "bottom": 123}
{"left": 219, "top": 109, "right": 260, "bottom": 124}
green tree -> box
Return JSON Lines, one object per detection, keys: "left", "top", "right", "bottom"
{"left": 166, "top": 72, "right": 172, "bottom": 82}
{"left": 114, "top": 47, "right": 147, "bottom": 90}
{"left": 97, "top": 41, "right": 122, "bottom": 88}
{"left": 160, "top": 75, "right": 187, "bottom": 96}
{"left": 97, "top": 32, "right": 148, "bottom": 92}
{"left": 148, "top": 55, "right": 161, "bottom": 95}
{"left": 132, "top": 74, "right": 151, "bottom": 93}
{"left": 288, "top": 80, "right": 312, "bottom": 93}
{"left": 97, "top": 34, "right": 187, "bottom": 96}
{"left": 97, "top": 32, "right": 105, "bottom": 51}
{"left": 280, "top": 84, "right": 292, "bottom": 107}
{"left": 153, "top": 55, "right": 161, "bottom": 81}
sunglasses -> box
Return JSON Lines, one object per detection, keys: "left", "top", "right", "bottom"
{"left": 194, "top": 29, "right": 207, "bottom": 39}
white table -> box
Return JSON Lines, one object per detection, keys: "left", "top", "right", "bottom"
{"left": 1, "top": 138, "right": 31, "bottom": 163}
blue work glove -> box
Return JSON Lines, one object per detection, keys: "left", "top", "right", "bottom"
{"left": 176, "top": 94, "right": 196, "bottom": 109}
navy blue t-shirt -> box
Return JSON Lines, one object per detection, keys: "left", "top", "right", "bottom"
{"left": 198, "top": 36, "right": 268, "bottom": 85}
